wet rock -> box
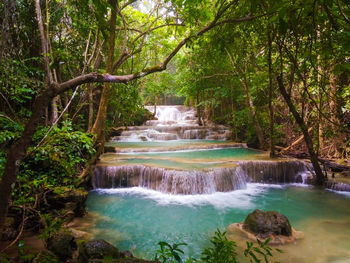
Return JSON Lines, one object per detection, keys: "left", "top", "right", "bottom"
{"left": 228, "top": 209, "right": 303, "bottom": 245}
{"left": 104, "top": 145, "right": 117, "bottom": 153}
{"left": 243, "top": 209, "right": 292, "bottom": 238}
{"left": 33, "top": 251, "right": 59, "bottom": 263}
{"left": 120, "top": 250, "right": 134, "bottom": 258}
{"left": 69, "top": 227, "right": 93, "bottom": 240}
{"left": 46, "top": 230, "right": 77, "bottom": 260}
{"left": 326, "top": 181, "right": 350, "bottom": 192}
{"left": 109, "top": 127, "right": 127, "bottom": 137}
{"left": 78, "top": 239, "right": 120, "bottom": 262}
{"left": 295, "top": 172, "right": 313, "bottom": 184}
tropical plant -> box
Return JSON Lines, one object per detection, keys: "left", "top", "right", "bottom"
{"left": 155, "top": 229, "right": 283, "bottom": 263}
{"left": 155, "top": 241, "right": 187, "bottom": 263}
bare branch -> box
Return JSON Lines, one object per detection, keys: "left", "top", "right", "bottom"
{"left": 337, "top": 0, "right": 350, "bottom": 24}
{"left": 120, "top": 0, "right": 137, "bottom": 11}
{"left": 115, "top": 27, "right": 142, "bottom": 33}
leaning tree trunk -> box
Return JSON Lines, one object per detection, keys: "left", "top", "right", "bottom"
{"left": 277, "top": 75, "right": 325, "bottom": 185}
{"left": 0, "top": 86, "right": 56, "bottom": 231}
{"left": 267, "top": 27, "right": 275, "bottom": 157}
{"left": 90, "top": 4, "right": 117, "bottom": 145}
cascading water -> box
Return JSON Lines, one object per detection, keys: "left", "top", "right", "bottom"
{"left": 93, "top": 165, "right": 247, "bottom": 194}
{"left": 94, "top": 105, "right": 312, "bottom": 194}
{"left": 112, "top": 105, "right": 232, "bottom": 141}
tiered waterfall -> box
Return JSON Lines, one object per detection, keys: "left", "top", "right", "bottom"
{"left": 94, "top": 105, "right": 312, "bottom": 194}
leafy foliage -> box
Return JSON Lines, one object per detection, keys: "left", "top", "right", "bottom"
{"left": 200, "top": 229, "right": 238, "bottom": 263}
{"left": 0, "top": 116, "right": 24, "bottom": 175}
{"left": 38, "top": 213, "right": 63, "bottom": 240}
{"left": 108, "top": 83, "right": 151, "bottom": 127}
{"left": 12, "top": 121, "right": 95, "bottom": 205}
{"left": 244, "top": 238, "right": 283, "bottom": 263}
{"left": 154, "top": 229, "right": 282, "bottom": 263}
{"left": 155, "top": 241, "right": 187, "bottom": 263}
{"left": 0, "top": 58, "right": 43, "bottom": 118}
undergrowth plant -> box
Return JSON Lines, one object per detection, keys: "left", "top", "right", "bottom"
{"left": 11, "top": 120, "right": 95, "bottom": 205}
{"left": 155, "top": 229, "right": 283, "bottom": 263}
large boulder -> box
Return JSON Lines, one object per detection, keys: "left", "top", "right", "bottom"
{"left": 228, "top": 209, "right": 303, "bottom": 245}
{"left": 243, "top": 209, "right": 292, "bottom": 238}
{"left": 78, "top": 239, "right": 120, "bottom": 262}
{"left": 78, "top": 239, "right": 160, "bottom": 263}
{"left": 46, "top": 230, "right": 77, "bottom": 261}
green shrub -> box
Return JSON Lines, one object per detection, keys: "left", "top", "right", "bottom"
{"left": 12, "top": 120, "right": 95, "bottom": 205}
{"left": 155, "top": 241, "right": 187, "bottom": 263}
{"left": 200, "top": 229, "right": 238, "bottom": 263}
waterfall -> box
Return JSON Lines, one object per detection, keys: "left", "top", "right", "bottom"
{"left": 97, "top": 105, "right": 314, "bottom": 195}
{"left": 112, "top": 105, "right": 232, "bottom": 141}
{"left": 93, "top": 165, "right": 247, "bottom": 195}
{"left": 238, "top": 160, "right": 310, "bottom": 184}
{"left": 93, "top": 160, "right": 310, "bottom": 194}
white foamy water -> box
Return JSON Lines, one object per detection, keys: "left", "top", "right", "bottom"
{"left": 146, "top": 105, "right": 197, "bottom": 125}
{"left": 114, "top": 105, "right": 232, "bottom": 142}
{"left": 94, "top": 183, "right": 280, "bottom": 209}
{"left": 328, "top": 189, "right": 350, "bottom": 197}
{"left": 116, "top": 146, "right": 240, "bottom": 155}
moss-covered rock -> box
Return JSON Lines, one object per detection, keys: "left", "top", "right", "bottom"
{"left": 46, "top": 230, "right": 77, "bottom": 260}
{"left": 46, "top": 187, "right": 88, "bottom": 217}
{"left": 243, "top": 209, "right": 292, "bottom": 238}
{"left": 78, "top": 239, "right": 120, "bottom": 262}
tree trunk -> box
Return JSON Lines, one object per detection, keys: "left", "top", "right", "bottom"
{"left": 277, "top": 75, "right": 325, "bottom": 185}
{"left": 51, "top": 95, "right": 60, "bottom": 123}
{"left": 225, "top": 47, "right": 264, "bottom": 148}
{"left": 230, "top": 84, "right": 238, "bottom": 141}
{"left": 90, "top": 4, "right": 117, "bottom": 143}
{"left": 267, "top": 28, "right": 275, "bottom": 157}
{"left": 242, "top": 80, "right": 264, "bottom": 149}
{"left": 0, "top": 87, "right": 56, "bottom": 232}
{"left": 153, "top": 103, "right": 157, "bottom": 117}
{"left": 87, "top": 84, "right": 94, "bottom": 131}
{"left": 196, "top": 91, "right": 203, "bottom": 126}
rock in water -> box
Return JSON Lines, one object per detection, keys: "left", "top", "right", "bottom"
{"left": 228, "top": 209, "right": 303, "bottom": 245}
{"left": 78, "top": 239, "right": 120, "bottom": 262}
{"left": 243, "top": 209, "right": 292, "bottom": 238}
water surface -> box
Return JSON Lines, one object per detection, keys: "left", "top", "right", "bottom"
{"left": 81, "top": 185, "right": 350, "bottom": 263}
{"left": 99, "top": 147, "right": 268, "bottom": 170}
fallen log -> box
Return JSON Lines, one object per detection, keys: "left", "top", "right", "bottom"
{"left": 318, "top": 158, "right": 350, "bottom": 172}
{"left": 280, "top": 127, "right": 313, "bottom": 154}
